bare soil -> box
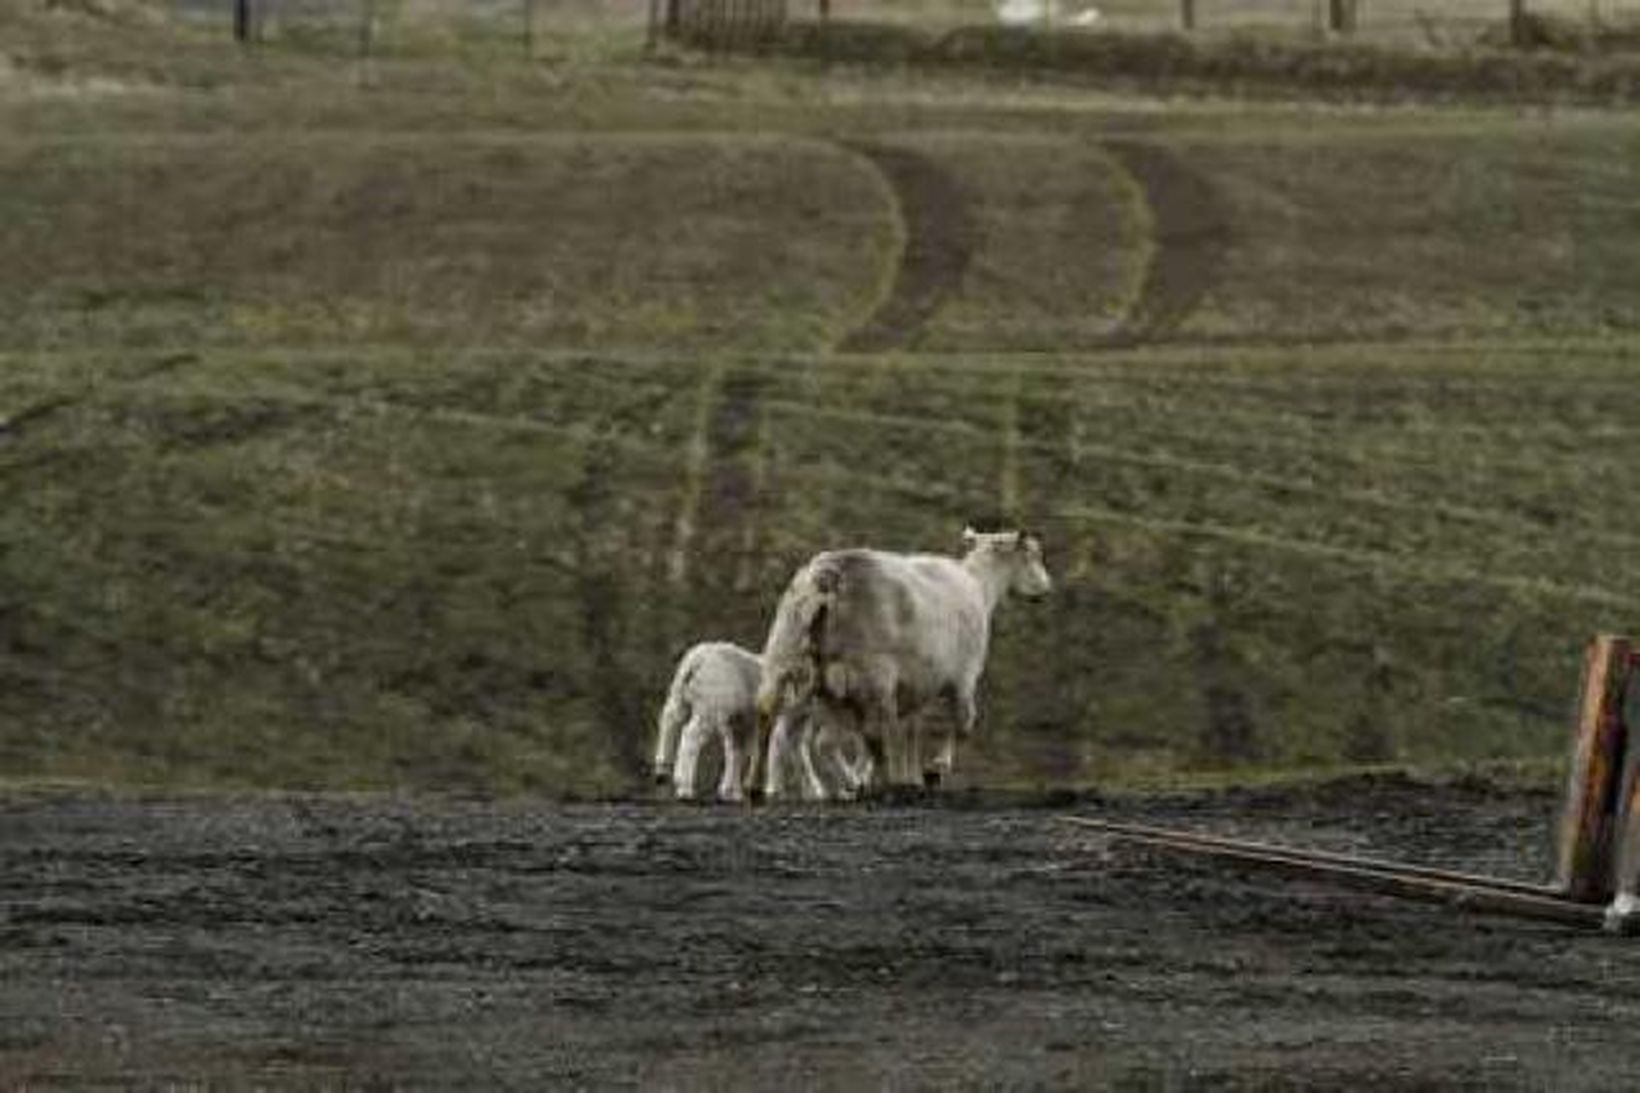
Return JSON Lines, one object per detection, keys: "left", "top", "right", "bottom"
{"left": 4, "top": 774, "right": 1640, "bottom": 1090}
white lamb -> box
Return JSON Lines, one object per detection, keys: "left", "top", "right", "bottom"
{"left": 653, "top": 641, "right": 870, "bottom": 802}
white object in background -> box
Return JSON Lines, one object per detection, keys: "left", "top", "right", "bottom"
{"left": 995, "top": 0, "right": 1052, "bottom": 25}
{"left": 995, "top": 0, "right": 1101, "bottom": 27}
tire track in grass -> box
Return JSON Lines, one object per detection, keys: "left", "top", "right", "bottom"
{"left": 836, "top": 142, "right": 978, "bottom": 353}
{"left": 747, "top": 443, "right": 1640, "bottom": 608}
{"left": 0, "top": 352, "right": 197, "bottom": 444}
{"left": 998, "top": 364, "right": 1023, "bottom": 518}
{"left": 695, "top": 366, "right": 771, "bottom": 598}
{"left": 140, "top": 374, "right": 1633, "bottom": 612}
{"left": 1102, "top": 140, "right": 1231, "bottom": 347}
{"left": 666, "top": 367, "right": 717, "bottom": 591}
{"left": 134, "top": 378, "right": 1640, "bottom": 562}
{"left": 667, "top": 365, "right": 771, "bottom": 643}
{"left": 758, "top": 396, "right": 1640, "bottom": 561}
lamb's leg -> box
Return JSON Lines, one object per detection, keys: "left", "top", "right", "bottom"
{"left": 673, "top": 714, "right": 709, "bottom": 800}
{"left": 717, "top": 718, "right": 746, "bottom": 803}
{"left": 653, "top": 690, "right": 691, "bottom": 786}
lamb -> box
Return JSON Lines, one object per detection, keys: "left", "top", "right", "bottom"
{"left": 653, "top": 641, "right": 870, "bottom": 801}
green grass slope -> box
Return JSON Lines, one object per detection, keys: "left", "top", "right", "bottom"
{"left": 7, "top": 341, "right": 1640, "bottom": 792}
{"left": 0, "top": 133, "right": 895, "bottom": 351}
{"left": 6, "top": 8, "right": 1640, "bottom": 793}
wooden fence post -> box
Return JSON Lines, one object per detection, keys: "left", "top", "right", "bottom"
{"left": 359, "top": 0, "right": 377, "bottom": 58}
{"left": 1555, "top": 634, "right": 1632, "bottom": 903}
{"left": 1180, "top": 0, "right": 1196, "bottom": 32}
{"left": 1510, "top": 0, "right": 1527, "bottom": 46}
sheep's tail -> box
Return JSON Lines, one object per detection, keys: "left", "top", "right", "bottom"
{"left": 749, "top": 559, "right": 840, "bottom": 798}
{"left": 652, "top": 646, "right": 701, "bottom": 782}
{"left": 756, "top": 560, "right": 839, "bottom": 719}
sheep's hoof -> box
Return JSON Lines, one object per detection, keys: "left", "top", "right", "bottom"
{"left": 653, "top": 771, "right": 672, "bottom": 787}
{"left": 747, "top": 786, "right": 766, "bottom": 805}
{"left": 922, "top": 769, "right": 943, "bottom": 791}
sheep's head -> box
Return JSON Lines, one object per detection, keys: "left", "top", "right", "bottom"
{"left": 961, "top": 524, "right": 1052, "bottom": 599}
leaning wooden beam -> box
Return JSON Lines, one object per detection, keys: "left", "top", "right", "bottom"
{"left": 1059, "top": 815, "right": 1606, "bottom": 928}
{"left": 1555, "top": 633, "right": 1632, "bottom": 903}
{"left": 1061, "top": 815, "right": 1558, "bottom": 896}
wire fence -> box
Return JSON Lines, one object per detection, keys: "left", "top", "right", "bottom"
{"left": 823, "top": 0, "right": 1640, "bottom": 44}
{"left": 182, "top": 0, "right": 1640, "bottom": 54}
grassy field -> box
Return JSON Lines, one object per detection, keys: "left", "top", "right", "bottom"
{"left": 5, "top": 0, "right": 1640, "bottom": 795}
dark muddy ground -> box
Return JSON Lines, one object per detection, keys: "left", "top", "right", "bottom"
{"left": 4, "top": 774, "right": 1640, "bottom": 1090}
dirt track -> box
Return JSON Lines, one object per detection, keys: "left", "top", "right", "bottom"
{"left": 5, "top": 775, "right": 1640, "bottom": 1089}
{"left": 1102, "top": 140, "right": 1230, "bottom": 347}
{"left": 837, "top": 141, "right": 977, "bottom": 353}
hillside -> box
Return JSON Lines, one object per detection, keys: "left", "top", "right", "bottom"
{"left": 5, "top": 2, "right": 1640, "bottom": 793}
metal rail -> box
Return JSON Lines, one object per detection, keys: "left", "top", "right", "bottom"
{"left": 1058, "top": 815, "right": 1608, "bottom": 929}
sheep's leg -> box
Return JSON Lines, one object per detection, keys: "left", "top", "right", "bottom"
{"left": 926, "top": 689, "right": 976, "bottom": 788}
{"left": 874, "top": 698, "right": 916, "bottom": 790}
{"left": 925, "top": 735, "right": 954, "bottom": 788}
{"left": 673, "top": 713, "right": 709, "bottom": 800}
{"left": 799, "top": 716, "right": 832, "bottom": 802}
{"left": 826, "top": 723, "right": 871, "bottom": 800}
{"left": 850, "top": 729, "right": 877, "bottom": 795}
{"left": 764, "top": 711, "right": 798, "bottom": 799}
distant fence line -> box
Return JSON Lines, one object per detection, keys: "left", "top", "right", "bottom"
{"left": 657, "top": 0, "right": 789, "bottom": 46}
{"left": 221, "top": 0, "right": 1625, "bottom": 54}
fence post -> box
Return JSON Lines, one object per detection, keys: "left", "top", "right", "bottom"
{"left": 1180, "top": 0, "right": 1195, "bottom": 32}
{"left": 1556, "top": 634, "right": 1632, "bottom": 903}
{"left": 1510, "top": 0, "right": 1527, "bottom": 45}
{"left": 234, "top": 0, "right": 251, "bottom": 43}
{"left": 360, "top": 0, "right": 376, "bottom": 56}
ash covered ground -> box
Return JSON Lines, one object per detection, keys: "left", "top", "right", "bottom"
{"left": 4, "top": 775, "right": 1639, "bottom": 1089}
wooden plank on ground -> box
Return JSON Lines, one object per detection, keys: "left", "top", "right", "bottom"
{"left": 1060, "top": 815, "right": 1606, "bottom": 929}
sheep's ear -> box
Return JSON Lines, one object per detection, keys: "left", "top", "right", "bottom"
{"left": 961, "top": 526, "right": 980, "bottom": 547}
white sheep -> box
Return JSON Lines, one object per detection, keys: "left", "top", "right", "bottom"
{"left": 753, "top": 527, "right": 1052, "bottom": 797}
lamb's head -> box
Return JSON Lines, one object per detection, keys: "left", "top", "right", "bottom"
{"left": 961, "top": 525, "right": 1052, "bottom": 600}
